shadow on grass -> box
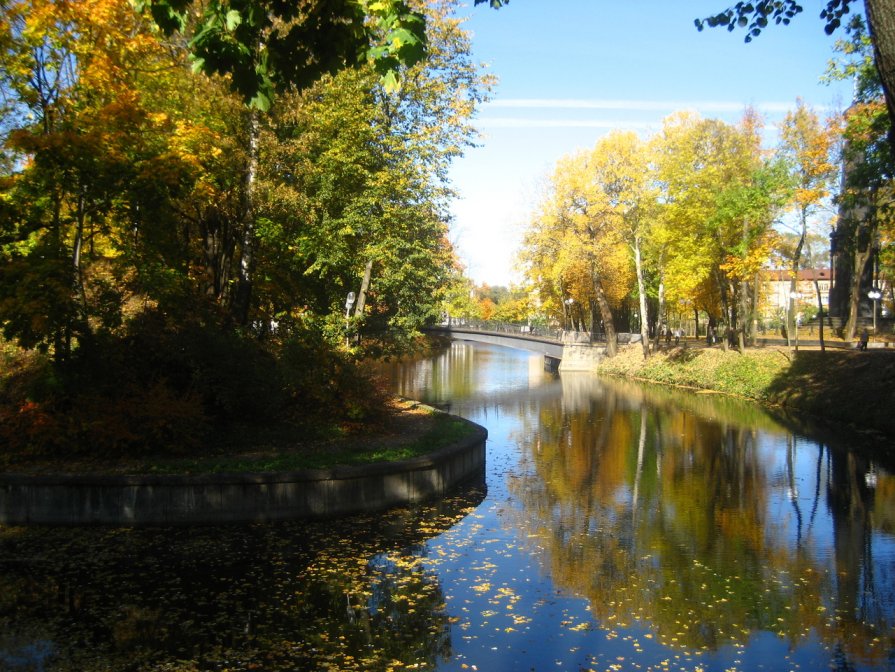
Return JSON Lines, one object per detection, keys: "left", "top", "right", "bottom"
{"left": 664, "top": 345, "right": 700, "bottom": 363}
{"left": 764, "top": 349, "right": 895, "bottom": 449}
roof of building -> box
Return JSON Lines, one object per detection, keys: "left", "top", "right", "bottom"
{"left": 763, "top": 268, "right": 832, "bottom": 282}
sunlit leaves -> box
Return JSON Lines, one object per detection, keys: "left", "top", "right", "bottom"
{"left": 250, "top": 2, "right": 488, "bottom": 353}
{"left": 520, "top": 134, "right": 644, "bottom": 345}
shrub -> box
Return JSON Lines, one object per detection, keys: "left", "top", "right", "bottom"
{"left": 0, "top": 310, "right": 390, "bottom": 462}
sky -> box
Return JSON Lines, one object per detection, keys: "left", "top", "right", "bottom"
{"left": 446, "top": 0, "right": 858, "bottom": 287}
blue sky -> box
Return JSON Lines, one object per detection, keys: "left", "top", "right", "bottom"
{"left": 447, "top": 0, "right": 858, "bottom": 287}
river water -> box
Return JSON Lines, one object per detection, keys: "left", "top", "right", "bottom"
{"left": 2, "top": 340, "right": 894, "bottom": 671}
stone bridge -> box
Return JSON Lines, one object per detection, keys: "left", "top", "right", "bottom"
{"left": 422, "top": 325, "right": 619, "bottom": 372}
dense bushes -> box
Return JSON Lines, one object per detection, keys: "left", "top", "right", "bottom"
{"left": 0, "top": 313, "right": 387, "bottom": 460}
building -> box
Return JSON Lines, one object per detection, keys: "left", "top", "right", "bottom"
{"left": 761, "top": 268, "right": 832, "bottom": 319}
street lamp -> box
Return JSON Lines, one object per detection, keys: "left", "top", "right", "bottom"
{"left": 564, "top": 297, "right": 575, "bottom": 331}
{"left": 345, "top": 291, "right": 356, "bottom": 318}
{"left": 344, "top": 291, "right": 356, "bottom": 346}
{"left": 868, "top": 288, "right": 882, "bottom": 332}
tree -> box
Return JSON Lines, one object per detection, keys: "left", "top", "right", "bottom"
{"left": 0, "top": 0, "right": 491, "bottom": 454}
{"left": 581, "top": 131, "right": 658, "bottom": 358}
{"left": 826, "top": 15, "right": 894, "bottom": 340}
{"left": 251, "top": 0, "right": 489, "bottom": 352}
{"left": 0, "top": 0, "right": 195, "bottom": 360}
{"left": 654, "top": 110, "right": 788, "bottom": 349}
{"left": 777, "top": 99, "right": 839, "bottom": 349}
{"left": 521, "top": 148, "right": 636, "bottom": 356}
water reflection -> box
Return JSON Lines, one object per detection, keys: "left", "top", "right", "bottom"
{"left": 382, "top": 342, "right": 895, "bottom": 670}
{"left": 509, "top": 373, "right": 895, "bottom": 669}
{"left": 3, "top": 340, "right": 895, "bottom": 671}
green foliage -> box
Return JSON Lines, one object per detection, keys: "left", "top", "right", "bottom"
{"left": 136, "top": 0, "right": 429, "bottom": 109}
{"left": 0, "top": 0, "right": 488, "bottom": 462}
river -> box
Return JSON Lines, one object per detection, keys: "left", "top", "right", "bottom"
{"left": 1, "top": 340, "right": 893, "bottom": 671}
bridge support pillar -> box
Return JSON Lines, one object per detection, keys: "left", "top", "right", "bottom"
{"left": 558, "top": 338, "right": 606, "bottom": 372}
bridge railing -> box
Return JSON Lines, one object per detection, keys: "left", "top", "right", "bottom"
{"left": 431, "top": 320, "right": 647, "bottom": 345}
{"left": 437, "top": 319, "right": 560, "bottom": 340}
{"left": 437, "top": 319, "right": 611, "bottom": 343}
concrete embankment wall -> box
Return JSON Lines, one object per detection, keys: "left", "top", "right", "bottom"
{"left": 0, "top": 420, "right": 487, "bottom": 526}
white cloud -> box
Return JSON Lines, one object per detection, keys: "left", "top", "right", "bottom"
{"left": 476, "top": 117, "right": 659, "bottom": 129}
{"left": 484, "top": 98, "right": 801, "bottom": 113}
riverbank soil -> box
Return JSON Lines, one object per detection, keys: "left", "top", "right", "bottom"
{"left": 599, "top": 341, "right": 895, "bottom": 447}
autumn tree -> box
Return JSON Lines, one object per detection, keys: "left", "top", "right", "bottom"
{"left": 654, "top": 113, "right": 735, "bottom": 342}
{"left": 777, "top": 99, "right": 839, "bottom": 348}
{"left": 521, "top": 148, "right": 635, "bottom": 356}
{"left": 653, "top": 110, "right": 790, "bottom": 349}
{"left": 0, "top": 0, "right": 193, "bottom": 361}
{"left": 0, "top": 0, "right": 489, "bottom": 454}
{"left": 579, "top": 131, "right": 658, "bottom": 358}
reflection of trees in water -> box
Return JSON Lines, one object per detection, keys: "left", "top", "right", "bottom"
{"left": 508, "top": 377, "right": 895, "bottom": 667}
{"left": 376, "top": 342, "right": 559, "bottom": 419}
{"left": 0, "top": 489, "right": 484, "bottom": 672}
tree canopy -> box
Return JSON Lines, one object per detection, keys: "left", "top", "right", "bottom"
{"left": 0, "top": 0, "right": 490, "bottom": 456}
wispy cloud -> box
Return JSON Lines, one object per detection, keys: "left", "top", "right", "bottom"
{"left": 476, "top": 117, "right": 659, "bottom": 129}
{"left": 484, "top": 98, "right": 800, "bottom": 113}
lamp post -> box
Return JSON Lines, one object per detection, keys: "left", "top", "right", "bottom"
{"left": 564, "top": 297, "right": 575, "bottom": 331}
{"left": 868, "top": 288, "right": 882, "bottom": 332}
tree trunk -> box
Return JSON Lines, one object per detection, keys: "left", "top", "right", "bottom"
{"left": 737, "top": 278, "right": 749, "bottom": 351}
{"left": 844, "top": 243, "right": 873, "bottom": 341}
{"left": 787, "top": 274, "right": 799, "bottom": 352}
{"left": 353, "top": 259, "right": 373, "bottom": 318}
{"left": 652, "top": 277, "right": 665, "bottom": 354}
{"left": 594, "top": 277, "right": 617, "bottom": 357}
{"left": 865, "top": 0, "right": 895, "bottom": 154}
{"left": 713, "top": 268, "right": 731, "bottom": 351}
{"left": 787, "top": 208, "right": 808, "bottom": 352}
{"left": 633, "top": 240, "right": 650, "bottom": 359}
{"left": 233, "top": 109, "right": 260, "bottom": 325}
{"left": 751, "top": 271, "right": 761, "bottom": 344}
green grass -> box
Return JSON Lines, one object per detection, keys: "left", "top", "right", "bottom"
{"left": 1, "top": 407, "right": 479, "bottom": 476}
{"left": 599, "top": 344, "right": 895, "bottom": 442}
{"left": 142, "top": 414, "right": 476, "bottom": 475}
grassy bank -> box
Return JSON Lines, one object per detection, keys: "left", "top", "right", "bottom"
{"left": 0, "top": 397, "right": 478, "bottom": 476}
{"left": 597, "top": 343, "right": 895, "bottom": 442}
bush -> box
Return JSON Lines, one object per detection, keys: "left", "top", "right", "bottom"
{"left": 0, "top": 311, "right": 389, "bottom": 462}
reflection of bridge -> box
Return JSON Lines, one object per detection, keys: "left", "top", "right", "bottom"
{"left": 423, "top": 325, "right": 607, "bottom": 371}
